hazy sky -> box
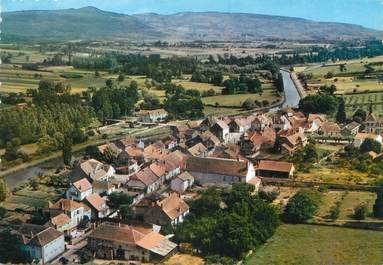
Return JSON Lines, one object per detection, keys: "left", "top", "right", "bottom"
{"left": 3, "top": 0, "right": 383, "bottom": 30}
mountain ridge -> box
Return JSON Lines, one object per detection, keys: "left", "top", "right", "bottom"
{"left": 2, "top": 7, "right": 382, "bottom": 42}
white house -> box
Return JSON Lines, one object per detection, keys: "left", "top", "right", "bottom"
{"left": 171, "top": 172, "right": 195, "bottom": 194}
{"left": 18, "top": 224, "right": 65, "bottom": 264}
{"left": 138, "top": 109, "right": 168, "bottom": 123}
{"left": 48, "top": 199, "right": 91, "bottom": 228}
{"left": 66, "top": 178, "right": 93, "bottom": 201}
{"left": 84, "top": 193, "right": 110, "bottom": 219}
{"left": 185, "top": 157, "right": 255, "bottom": 185}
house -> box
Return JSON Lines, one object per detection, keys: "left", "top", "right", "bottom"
{"left": 211, "top": 120, "right": 230, "bottom": 142}
{"left": 88, "top": 223, "right": 177, "bottom": 262}
{"left": 200, "top": 130, "right": 221, "bottom": 150}
{"left": 150, "top": 161, "right": 167, "bottom": 183}
{"left": 162, "top": 151, "right": 187, "bottom": 180}
{"left": 186, "top": 157, "right": 255, "bottom": 185}
{"left": 256, "top": 160, "right": 295, "bottom": 178}
{"left": 200, "top": 116, "right": 217, "bottom": 132}
{"left": 187, "top": 142, "right": 208, "bottom": 157}
{"left": 66, "top": 178, "right": 93, "bottom": 201}
{"left": 342, "top": 121, "right": 361, "bottom": 137}
{"left": 144, "top": 193, "right": 190, "bottom": 226}
{"left": 171, "top": 172, "right": 195, "bottom": 194}
{"left": 92, "top": 180, "right": 116, "bottom": 195}
{"left": 365, "top": 112, "right": 383, "bottom": 134}
{"left": 127, "top": 167, "right": 161, "bottom": 194}
{"left": 229, "top": 118, "right": 251, "bottom": 133}
{"left": 48, "top": 212, "right": 75, "bottom": 234}
{"left": 353, "top": 133, "right": 383, "bottom": 148}
{"left": 71, "top": 159, "right": 115, "bottom": 183}
{"left": 84, "top": 193, "right": 110, "bottom": 219}
{"left": 138, "top": 109, "right": 168, "bottom": 123}
{"left": 252, "top": 114, "right": 273, "bottom": 131}
{"left": 320, "top": 122, "right": 342, "bottom": 137}
{"left": 17, "top": 224, "right": 65, "bottom": 264}
{"left": 98, "top": 143, "right": 122, "bottom": 157}
{"left": 281, "top": 132, "right": 308, "bottom": 155}
{"left": 48, "top": 199, "right": 91, "bottom": 229}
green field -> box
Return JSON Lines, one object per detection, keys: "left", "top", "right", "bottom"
{"left": 246, "top": 224, "right": 383, "bottom": 265}
{"left": 317, "top": 191, "right": 377, "bottom": 220}
{"left": 202, "top": 90, "right": 281, "bottom": 107}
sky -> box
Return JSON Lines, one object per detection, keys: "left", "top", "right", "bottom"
{"left": 3, "top": 0, "right": 383, "bottom": 30}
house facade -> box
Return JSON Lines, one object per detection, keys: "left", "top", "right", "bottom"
{"left": 171, "top": 172, "right": 194, "bottom": 194}
{"left": 17, "top": 224, "right": 65, "bottom": 264}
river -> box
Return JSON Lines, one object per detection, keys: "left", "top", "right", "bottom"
{"left": 280, "top": 69, "right": 302, "bottom": 108}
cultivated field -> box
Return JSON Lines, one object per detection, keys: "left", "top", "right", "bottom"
{"left": 246, "top": 224, "right": 383, "bottom": 265}
{"left": 317, "top": 191, "right": 377, "bottom": 220}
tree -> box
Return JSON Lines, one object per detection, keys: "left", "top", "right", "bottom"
{"left": 4, "top": 138, "right": 21, "bottom": 161}
{"left": 336, "top": 98, "right": 347, "bottom": 123}
{"left": 353, "top": 109, "right": 367, "bottom": 123}
{"left": 299, "top": 95, "right": 338, "bottom": 115}
{"left": 120, "top": 204, "right": 134, "bottom": 221}
{"left": 0, "top": 179, "right": 7, "bottom": 202}
{"left": 108, "top": 192, "right": 133, "bottom": 208}
{"left": 373, "top": 189, "right": 383, "bottom": 218}
{"left": 360, "top": 138, "right": 382, "bottom": 154}
{"left": 240, "top": 139, "right": 255, "bottom": 156}
{"left": 62, "top": 136, "right": 72, "bottom": 166}
{"left": 354, "top": 204, "right": 367, "bottom": 220}
{"left": 0, "top": 207, "right": 7, "bottom": 219}
{"left": 117, "top": 73, "right": 125, "bottom": 82}
{"left": 242, "top": 98, "right": 256, "bottom": 110}
{"left": 78, "top": 248, "right": 94, "bottom": 264}
{"left": 0, "top": 228, "right": 27, "bottom": 263}
{"left": 284, "top": 190, "right": 321, "bottom": 223}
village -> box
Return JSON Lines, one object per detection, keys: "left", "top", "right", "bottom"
{"left": 4, "top": 94, "right": 383, "bottom": 264}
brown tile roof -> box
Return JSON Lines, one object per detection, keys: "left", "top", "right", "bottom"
{"left": 92, "top": 180, "right": 114, "bottom": 191}
{"left": 89, "top": 223, "right": 151, "bottom": 245}
{"left": 344, "top": 121, "right": 360, "bottom": 131}
{"left": 136, "top": 231, "right": 177, "bottom": 257}
{"left": 176, "top": 171, "right": 194, "bottom": 181}
{"left": 214, "top": 120, "right": 229, "bottom": 130}
{"left": 201, "top": 131, "right": 221, "bottom": 146}
{"left": 156, "top": 193, "right": 189, "bottom": 220}
{"left": 186, "top": 157, "right": 249, "bottom": 178}
{"left": 80, "top": 159, "right": 112, "bottom": 181}
{"left": 321, "top": 122, "right": 341, "bottom": 134}
{"left": 51, "top": 213, "right": 71, "bottom": 227}
{"left": 188, "top": 143, "right": 207, "bottom": 157}
{"left": 131, "top": 167, "right": 159, "bottom": 187}
{"left": 85, "top": 193, "right": 106, "bottom": 212}
{"left": 50, "top": 199, "right": 90, "bottom": 212}
{"left": 150, "top": 162, "right": 167, "bottom": 178}
{"left": 257, "top": 160, "right": 294, "bottom": 173}
{"left": 163, "top": 151, "right": 187, "bottom": 171}
{"left": 73, "top": 178, "right": 92, "bottom": 193}
{"left": 18, "top": 224, "right": 63, "bottom": 247}
{"left": 286, "top": 132, "right": 307, "bottom": 146}
{"left": 125, "top": 146, "right": 144, "bottom": 157}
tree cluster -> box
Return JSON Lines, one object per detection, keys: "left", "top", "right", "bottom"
{"left": 175, "top": 183, "right": 280, "bottom": 260}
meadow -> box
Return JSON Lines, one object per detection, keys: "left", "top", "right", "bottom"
{"left": 246, "top": 224, "right": 383, "bottom": 265}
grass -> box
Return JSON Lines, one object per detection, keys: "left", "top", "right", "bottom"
{"left": 296, "top": 166, "right": 370, "bottom": 185}
{"left": 202, "top": 90, "right": 281, "bottom": 107}
{"left": 317, "top": 191, "right": 377, "bottom": 220}
{"left": 164, "top": 254, "right": 204, "bottom": 265}
{"left": 246, "top": 224, "right": 383, "bottom": 265}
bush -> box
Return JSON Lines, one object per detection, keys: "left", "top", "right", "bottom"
{"left": 284, "top": 190, "right": 321, "bottom": 223}
{"left": 329, "top": 201, "right": 341, "bottom": 220}
{"left": 259, "top": 189, "right": 280, "bottom": 203}
{"left": 354, "top": 204, "right": 367, "bottom": 220}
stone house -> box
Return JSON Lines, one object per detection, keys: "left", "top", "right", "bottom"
{"left": 88, "top": 223, "right": 177, "bottom": 262}
{"left": 171, "top": 172, "right": 195, "bottom": 194}
{"left": 144, "top": 193, "right": 190, "bottom": 226}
